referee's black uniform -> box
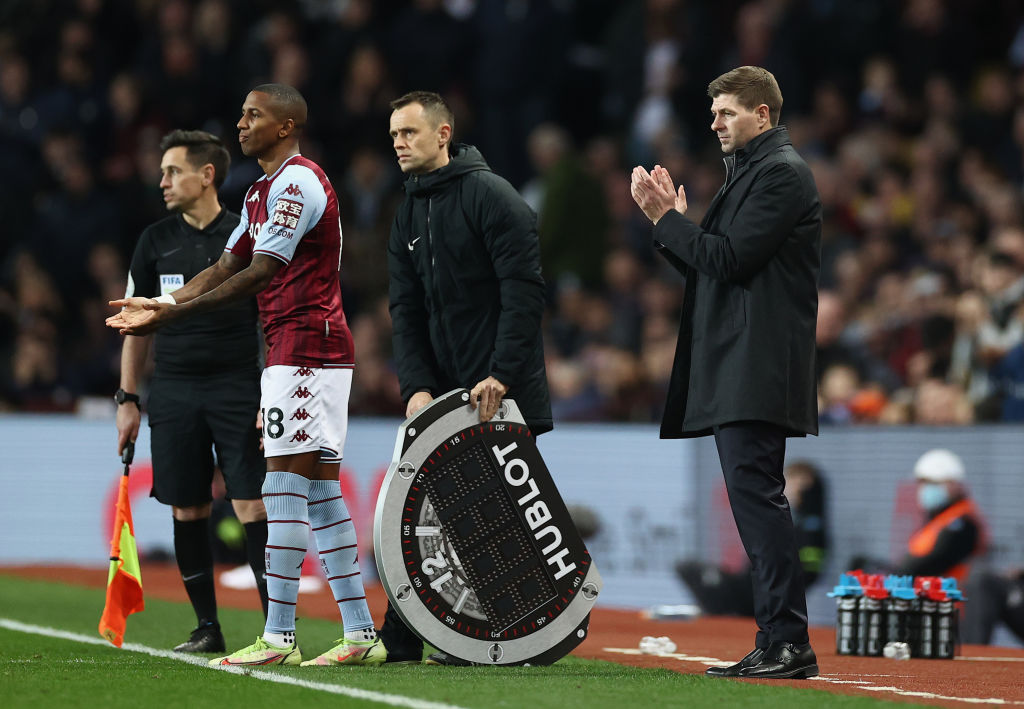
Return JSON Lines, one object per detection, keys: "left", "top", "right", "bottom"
{"left": 127, "top": 207, "right": 264, "bottom": 506}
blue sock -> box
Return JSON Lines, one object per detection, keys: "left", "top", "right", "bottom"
{"left": 308, "top": 479, "right": 374, "bottom": 633}
{"left": 261, "top": 471, "right": 310, "bottom": 643}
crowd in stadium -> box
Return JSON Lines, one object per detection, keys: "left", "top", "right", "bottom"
{"left": 2, "top": 0, "right": 1024, "bottom": 424}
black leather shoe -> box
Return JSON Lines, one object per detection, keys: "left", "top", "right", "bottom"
{"left": 424, "top": 651, "right": 479, "bottom": 666}
{"left": 705, "top": 647, "right": 765, "bottom": 677}
{"left": 173, "top": 623, "right": 225, "bottom": 653}
{"left": 738, "top": 641, "right": 818, "bottom": 679}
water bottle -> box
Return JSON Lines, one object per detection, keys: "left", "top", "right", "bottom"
{"left": 857, "top": 596, "right": 885, "bottom": 656}
{"left": 885, "top": 597, "right": 911, "bottom": 645}
{"left": 918, "top": 598, "right": 938, "bottom": 658}
{"left": 934, "top": 600, "right": 957, "bottom": 659}
{"left": 835, "top": 596, "right": 859, "bottom": 655}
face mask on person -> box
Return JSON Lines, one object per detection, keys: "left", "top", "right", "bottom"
{"left": 917, "top": 482, "right": 950, "bottom": 511}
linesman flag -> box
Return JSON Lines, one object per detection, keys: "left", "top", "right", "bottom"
{"left": 99, "top": 441, "right": 144, "bottom": 647}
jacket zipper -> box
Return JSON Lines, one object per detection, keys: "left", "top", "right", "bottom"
{"left": 428, "top": 197, "right": 435, "bottom": 272}
{"left": 426, "top": 196, "right": 453, "bottom": 364}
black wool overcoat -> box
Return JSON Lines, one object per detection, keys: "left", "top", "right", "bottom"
{"left": 653, "top": 126, "right": 821, "bottom": 439}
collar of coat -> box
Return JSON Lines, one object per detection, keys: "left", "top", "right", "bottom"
{"left": 722, "top": 125, "right": 791, "bottom": 186}
{"left": 729, "top": 125, "right": 791, "bottom": 166}
{"left": 404, "top": 143, "right": 491, "bottom": 196}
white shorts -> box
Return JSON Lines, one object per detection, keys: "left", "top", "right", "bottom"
{"left": 260, "top": 365, "right": 351, "bottom": 463}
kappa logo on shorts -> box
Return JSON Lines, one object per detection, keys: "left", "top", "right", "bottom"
{"left": 291, "top": 386, "right": 313, "bottom": 399}
{"left": 294, "top": 367, "right": 314, "bottom": 376}
{"left": 289, "top": 430, "right": 312, "bottom": 442}
{"left": 290, "top": 409, "right": 312, "bottom": 420}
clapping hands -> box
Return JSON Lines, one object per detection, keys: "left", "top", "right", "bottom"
{"left": 630, "top": 164, "right": 688, "bottom": 224}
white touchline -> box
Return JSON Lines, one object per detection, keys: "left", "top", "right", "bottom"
{"left": 956, "top": 656, "right": 1024, "bottom": 663}
{"left": 601, "top": 647, "right": 1024, "bottom": 706}
{"left": 602, "top": 646, "right": 729, "bottom": 666}
{"left": 0, "top": 618, "right": 469, "bottom": 709}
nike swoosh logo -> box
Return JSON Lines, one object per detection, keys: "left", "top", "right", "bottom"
{"left": 160, "top": 247, "right": 182, "bottom": 258}
{"left": 182, "top": 572, "right": 207, "bottom": 582}
{"left": 407, "top": 237, "right": 421, "bottom": 251}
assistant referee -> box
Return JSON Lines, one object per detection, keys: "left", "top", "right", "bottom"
{"left": 115, "top": 129, "right": 268, "bottom": 653}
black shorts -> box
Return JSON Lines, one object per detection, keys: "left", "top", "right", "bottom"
{"left": 148, "top": 370, "right": 264, "bottom": 508}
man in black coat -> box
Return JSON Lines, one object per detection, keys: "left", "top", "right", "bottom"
{"left": 631, "top": 66, "right": 821, "bottom": 679}
{"left": 381, "top": 90, "right": 552, "bottom": 665}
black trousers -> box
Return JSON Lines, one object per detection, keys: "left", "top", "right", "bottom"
{"left": 714, "top": 421, "right": 809, "bottom": 648}
{"left": 380, "top": 602, "right": 424, "bottom": 661}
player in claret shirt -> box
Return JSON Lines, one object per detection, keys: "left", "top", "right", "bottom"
{"left": 108, "top": 84, "right": 382, "bottom": 668}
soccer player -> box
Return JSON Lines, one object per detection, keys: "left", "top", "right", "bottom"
{"left": 108, "top": 84, "right": 382, "bottom": 667}
{"left": 117, "top": 129, "right": 268, "bottom": 654}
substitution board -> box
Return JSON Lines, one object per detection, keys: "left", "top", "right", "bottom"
{"left": 374, "top": 389, "right": 602, "bottom": 665}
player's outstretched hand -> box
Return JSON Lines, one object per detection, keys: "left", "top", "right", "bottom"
{"left": 470, "top": 376, "right": 508, "bottom": 423}
{"left": 106, "top": 297, "right": 170, "bottom": 335}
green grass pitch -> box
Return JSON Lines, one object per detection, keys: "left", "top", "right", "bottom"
{"left": 0, "top": 575, "right": 905, "bottom": 708}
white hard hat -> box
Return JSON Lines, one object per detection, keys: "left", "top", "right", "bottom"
{"left": 913, "top": 449, "right": 965, "bottom": 482}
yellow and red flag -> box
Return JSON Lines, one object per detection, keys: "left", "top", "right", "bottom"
{"left": 99, "top": 445, "right": 144, "bottom": 646}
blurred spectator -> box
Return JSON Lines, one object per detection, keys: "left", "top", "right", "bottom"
{"left": 33, "top": 152, "right": 122, "bottom": 302}
{"left": 989, "top": 340, "right": 1024, "bottom": 421}
{"left": 962, "top": 566, "right": 1024, "bottom": 646}
{"left": 977, "top": 251, "right": 1024, "bottom": 361}
{"left": 337, "top": 147, "right": 401, "bottom": 314}
{"left": 326, "top": 43, "right": 396, "bottom": 174}
{"left": 385, "top": 0, "right": 470, "bottom": 96}
{"left": 912, "top": 378, "right": 974, "bottom": 424}
{"left": 3, "top": 0, "right": 1024, "bottom": 423}
{"left": 193, "top": 0, "right": 238, "bottom": 120}
{"left": 1, "top": 251, "right": 71, "bottom": 410}
{"left": 816, "top": 289, "right": 900, "bottom": 394}
{"left": 818, "top": 363, "right": 860, "bottom": 424}
{"left": 66, "top": 242, "right": 125, "bottom": 398}
{"left": 158, "top": 34, "right": 205, "bottom": 129}
{"left": 469, "top": 0, "right": 570, "bottom": 185}
{"left": 346, "top": 297, "right": 404, "bottom": 417}
{"left": 523, "top": 123, "right": 609, "bottom": 290}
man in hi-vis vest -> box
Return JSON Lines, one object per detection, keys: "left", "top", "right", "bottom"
{"left": 898, "top": 449, "right": 985, "bottom": 584}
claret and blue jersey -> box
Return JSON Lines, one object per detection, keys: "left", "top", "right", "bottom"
{"left": 225, "top": 154, "right": 354, "bottom": 368}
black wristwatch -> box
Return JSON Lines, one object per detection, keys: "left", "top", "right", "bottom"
{"left": 114, "top": 388, "right": 141, "bottom": 408}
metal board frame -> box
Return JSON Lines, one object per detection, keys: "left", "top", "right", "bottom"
{"left": 374, "top": 389, "right": 602, "bottom": 665}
